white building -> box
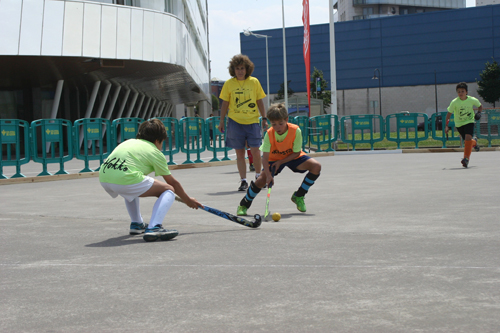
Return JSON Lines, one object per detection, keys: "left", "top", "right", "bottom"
{"left": 336, "top": 0, "right": 465, "bottom": 22}
{"left": 0, "top": 0, "right": 211, "bottom": 122}
{"left": 476, "top": 0, "right": 499, "bottom": 5}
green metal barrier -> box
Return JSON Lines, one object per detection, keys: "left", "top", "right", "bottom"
{"left": 340, "top": 115, "right": 384, "bottom": 150}
{"left": 291, "top": 116, "right": 310, "bottom": 151}
{"left": 386, "top": 112, "right": 428, "bottom": 149}
{"left": 308, "top": 115, "right": 338, "bottom": 152}
{"left": 154, "top": 117, "right": 181, "bottom": 165}
{"left": 111, "top": 117, "right": 145, "bottom": 148}
{"left": 179, "top": 117, "right": 206, "bottom": 164}
{"left": 30, "top": 119, "right": 74, "bottom": 176}
{"left": 205, "top": 116, "right": 232, "bottom": 162}
{"left": 477, "top": 109, "right": 500, "bottom": 147}
{"left": 0, "top": 119, "right": 30, "bottom": 179}
{"left": 431, "top": 112, "right": 461, "bottom": 148}
{"left": 74, "top": 118, "right": 111, "bottom": 172}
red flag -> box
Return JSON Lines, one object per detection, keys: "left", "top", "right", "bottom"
{"left": 302, "top": 0, "right": 311, "bottom": 117}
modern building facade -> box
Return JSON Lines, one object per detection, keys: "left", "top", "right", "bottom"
{"left": 476, "top": 0, "right": 499, "bottom": 5}
{"left": 0, "top": 0, "right": 211, "bottom": 123}
{"left": 336, "top": 0, "right": 465, "bottom": 22}
{"left": 240, "top": 4, "right": 499, "bottom": 117}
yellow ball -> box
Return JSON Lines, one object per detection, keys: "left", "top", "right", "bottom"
{"left": 272, "top": 212, "right": 281, "bottom": 222}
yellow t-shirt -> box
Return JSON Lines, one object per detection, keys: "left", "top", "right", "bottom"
{"left": 219, "top": 76, "right": 266, "bottom": 124}
{"left": 447, "top": 96, "right": 481, "bottom": 128}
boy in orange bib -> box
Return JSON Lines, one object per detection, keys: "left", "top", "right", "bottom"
{"left": 237, "top": 103, "right": 321, "bottom": 216}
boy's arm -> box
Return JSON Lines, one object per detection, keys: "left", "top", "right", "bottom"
{"left": 444, "top": 112, "right": 452, "bottom": 133}
{"left": 257, "top": 99, "right": 268, "bottom": 130}
{"left": 262, "top": 152, "right": 273, "bottom": 186}
{"left": 219, "top": 101, "right": 229, "bottom": 132}
{"left": 162, "top": 174, "right": 203, "bottom": 209}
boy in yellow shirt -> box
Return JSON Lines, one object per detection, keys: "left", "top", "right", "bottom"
{"left": 219, "top": 54, "right": 268, "bottom": 191}
{"left": 236, "top": 103, "right": 321, "bottom": 216}
{"left": 445, "top": 82, "right": 482, "bottom": 168}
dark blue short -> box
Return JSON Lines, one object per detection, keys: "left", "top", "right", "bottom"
{"left": 225, "top": 118, "right": 262, "bottom": 149}
{"left": 269, "top": 155, "right": 310, "bottom": 175}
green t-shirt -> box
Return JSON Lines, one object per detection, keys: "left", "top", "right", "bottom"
{"left": 447, "top": 96, "right": 481, "bottom": 128}
{"left": 260, "top": 126, "right": 303, "bottom": 153}
{"left": 99, "top": 139, "right": 171, "bottom": 185}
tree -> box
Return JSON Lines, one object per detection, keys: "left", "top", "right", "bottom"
{"left": 211, "top": 94, "right": 219, "bottom": 112}
{"left": 275, "top": 80, "right": 294, "bottom": 101}
{"left": 310, "top": 67, "right": 331, "bottom": 109}
{"left": 477, "top": 60, "right": 500, "bottom": 107}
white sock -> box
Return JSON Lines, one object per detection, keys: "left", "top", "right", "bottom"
{"left": 241, "top": 178, "right": 247, "bottom": 182}
{"left": 125, "top": 197, "right": 143, "bottom": 223}
{"left": 255, "top": 173, "right": 261, "bottom": 179}
{"left": 149, "top": 190, "right": 175, "bottom": 228}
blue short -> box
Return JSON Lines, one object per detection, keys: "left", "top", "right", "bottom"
{"left": 225, "top": 118, "right": 262, "bottom": 149}
{"left": 269, "top": 155, "right": 310, "bottom": 176}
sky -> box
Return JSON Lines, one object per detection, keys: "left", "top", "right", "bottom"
{"left": 207, "top": 0, "right": 476, "bottom": 81}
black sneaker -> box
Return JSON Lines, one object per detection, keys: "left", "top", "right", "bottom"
{"left": 461, "top": 158, "right": 469, "bottom": 168}
{"left": 473, "top": 136, "right": 480, "bottom": 152}
{"left": 249, "top": 163, "right": 255, "bottom": 172}
{"left": 129, "top": 222, "right": 148, "bottom": 235}
{"left": 143, "top": 225, "right": 178, "bottom": 242}
{"left": 238, "top": 180, "right": 248, "bottom": 191}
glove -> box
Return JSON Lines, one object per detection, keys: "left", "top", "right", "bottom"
{"left": 475, "top": 112, "right": 481, "bottom": 121}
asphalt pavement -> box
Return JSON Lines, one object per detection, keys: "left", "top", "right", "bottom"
{"left": 1, "top": 149, "right": 499, "bottom": 332}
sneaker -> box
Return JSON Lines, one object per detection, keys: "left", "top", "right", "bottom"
{"left": 249, "top": 163, "right": 255, "bottom": 172}
{"left": 143, "top": 225, "right": 179, "bottom": 242}
{"left": 130, "top": 222, "right": 148, "bottom": 235}
{"left": 461, "top": 158, "right": 469, "bottom": 168}
{"left": 237, "top": 205, "right": 248, "bottom": 216}
{"left": 238, "top": 180, "right": 248, "bottom": 191}
{"left": 473, "top": 136, "right": 480, "bottom": 152}
{"left": 291, "top": 192, "right": 307, "bottom": 212}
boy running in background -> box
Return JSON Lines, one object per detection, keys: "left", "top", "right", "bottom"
{"left": 237, "top": 103, "right": 321, "bottom": 216}
{"left": 99, "top": 119, "right": 202, "bottom": 242}
{"left": 445, "top": 82, "right": 482, "bottom": 168}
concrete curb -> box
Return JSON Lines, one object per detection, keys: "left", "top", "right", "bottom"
{"left": 0, "top": 152, "right": 336, "bottom": 186}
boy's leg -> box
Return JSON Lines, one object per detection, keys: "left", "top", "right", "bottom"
{"left": 237, "top": 176, "right": 264, "bottom": 215}
{"left": 458, "top": 123, "right": 475, "bottom": 166}
{"left": 144, "top": 190, "right": 178, "bottom": 242}
{"left": 125, "top": 197, "right": 148, "bottom": 235}
{"left": 292, "top": 157, "right": 322, "bottom": 212}
{"left": 247, "top": 148, "right": 253, "bottom": 165}
{"left": 249, "top": 146, "right": 262, "bottom": 178}
{"left": 235, "top": 148, "right": 248, "bottom": 191}
{"left": 149, "top": 190, "right": 175, "bottom": 228}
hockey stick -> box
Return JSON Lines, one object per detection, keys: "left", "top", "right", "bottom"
{"left": 174, "top": 195, "right": 262, "bottom": 228}
{"left": 263, "top": 168, "right": 276, "bottom": 222}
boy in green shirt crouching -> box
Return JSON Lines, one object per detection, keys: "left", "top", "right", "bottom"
{"left": 99, "top": 119, "right": 202, "bottom": 242}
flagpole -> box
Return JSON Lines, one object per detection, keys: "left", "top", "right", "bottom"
{"left": 329, "top": 0, "right": 337, "bottom": 115}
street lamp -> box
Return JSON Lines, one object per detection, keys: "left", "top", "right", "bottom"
{"left": 372, "top": 68, "right": 382, "bottom": 116}
{"left": 243, "top": 29, "right": 271, "bottom": 110}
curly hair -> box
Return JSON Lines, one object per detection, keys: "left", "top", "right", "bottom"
{"left": 136, "top": 119, "right": 167, "bottom": 144}
{"left": 456, "top": 82, "right": 468, "bottom": 92}
{"left": 228, "top": 54, "right": 254, "bottom": 78}
{"left": 267, "top": 103, "right": 289, "bottom": 121}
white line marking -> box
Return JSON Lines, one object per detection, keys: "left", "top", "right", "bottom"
{"left": 1, "top": 263, "right": 498, "bottom": 270}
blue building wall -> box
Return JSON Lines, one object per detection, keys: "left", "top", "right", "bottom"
{"left": 240, "top": 4, "right": 500, "bottom": 95}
